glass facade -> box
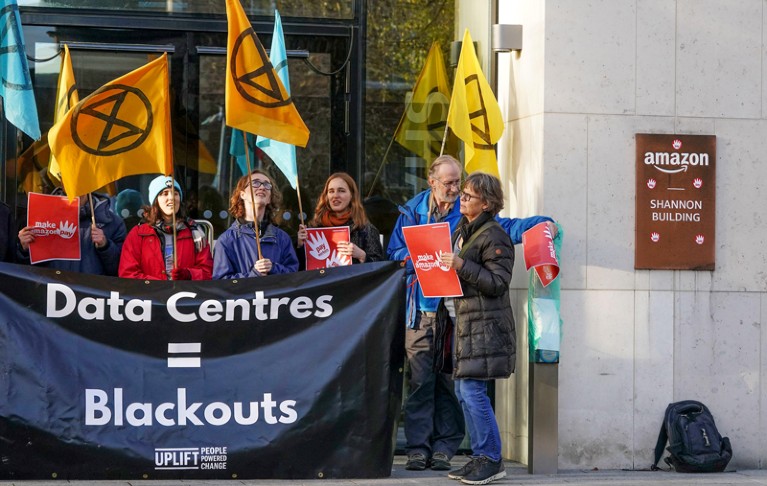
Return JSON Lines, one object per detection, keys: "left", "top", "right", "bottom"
{"left": 19, "top": 1, "right": 354, "bottom": 19}
{"left": 4, "top": 0, "right": 455, "bottom": 247}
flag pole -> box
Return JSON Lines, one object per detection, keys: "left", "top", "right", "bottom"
{"left": 243, "top": 131, "right": 263, "bottom": 260}
{"left": 439, "top": 95, "right": 454, "bottom": 156}
{"left": 366, "top": 92, "right": 415, "bottom": 199}
{"left": 87, "top": 193, "right": 96, "bottom": 228}
{"left": 295, "top": 175, "right": 305, "bottom": 226}
{"left": 170, "top": 173, "right": 178, "bottom": 271}
{"left": 366, "top": 136, "right": 394, "bottom": 199}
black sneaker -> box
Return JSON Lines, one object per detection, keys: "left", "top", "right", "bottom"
{"left": 405, "top": 452, "right": 428, "bottom": 471}
{"left": 448, "top": 457, "right": 478, "bottom": 480}
{"left": 430, "top": 451, "right": 451, "bottom": 470}
{"left": 460, "top": 456, "right": 505, "bottom": 485}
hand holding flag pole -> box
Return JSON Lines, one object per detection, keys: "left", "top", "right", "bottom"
{"left": 243, "top": 131, "right": 263, "bottom": 260}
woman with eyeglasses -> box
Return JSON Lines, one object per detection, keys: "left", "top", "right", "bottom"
{"left": 212, "top": 169, "right": 298, "bottom": 279}
{"left": 433, "top": 172, "right": 515, "bottom": 485}
{"left": 295, "top": 172, "right": 383, "bottom": 269}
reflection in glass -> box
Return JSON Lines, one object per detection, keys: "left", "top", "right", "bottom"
{"left": 197, "top": 53, "right": 331, "bottom": 239}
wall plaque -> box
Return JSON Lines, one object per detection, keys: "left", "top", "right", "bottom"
{"left": 635, "top": 134, "right": 715, "bottom": 270}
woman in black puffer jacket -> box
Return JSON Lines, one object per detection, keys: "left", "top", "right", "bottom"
{"left": 435, "top": 172, "right": 514, "bottom": 485}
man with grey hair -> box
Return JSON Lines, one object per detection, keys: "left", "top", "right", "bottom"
{"left": 387, "top": 154, "right": 554, "bottom": 471}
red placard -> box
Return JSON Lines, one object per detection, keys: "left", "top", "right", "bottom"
{"left": 27, "top": 193, "right": 80, "bottom": 264}
{"left": 402, "top": 222, "right": 463, "bottom": 298}
{"left": 304, "top": 226, "right": 352, "bottom": 270}
{"left": 522, "top": 222, "right": 559, "bottom": 287}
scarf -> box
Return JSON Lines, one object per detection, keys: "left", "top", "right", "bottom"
{"left": 154, "top": 219, "right": 188, "bottom": 235}
{"left": 319, "top": 209, "right": 352, "bottom": 228}
{"left": 456, "top": 211, "right": 494, "bottom": 244}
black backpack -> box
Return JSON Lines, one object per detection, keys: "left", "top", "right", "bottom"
{"left": 652, "top": 400, "right": 732, "bottom": 473}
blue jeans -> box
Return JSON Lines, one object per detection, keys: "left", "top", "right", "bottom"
{"left": 454, "top": 378, "right": 502, "bottom": 462}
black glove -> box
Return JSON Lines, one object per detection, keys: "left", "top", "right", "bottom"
{"left": 171, "top": 268, "right": 192, "bottom": 280}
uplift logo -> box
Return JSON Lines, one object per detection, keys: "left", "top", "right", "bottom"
{"left": 155, "top": 446, "right": 228, "bottom": 471}
{"left": 31, "top": 220, "right": 76, "bottom": 238}
{"left": 414, "top": 252, "right": 449, "bottom": 272}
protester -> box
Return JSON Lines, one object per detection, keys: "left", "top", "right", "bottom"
{"left": 386, "top": 154, "right": 554, "bottom": 472}
{"left": 213, "top": 169, "right": 298, "bottom": 278}
{"left": 17, "top": 188, "right": 126, "bottom": 275}
{"left": 119, "top": 176, "right": 212, "bottom": 280}
{"left": 435, "top": 172, "right": 514, "bottom": 485}
{"left": 296, "top": 172, "right": 383, "bottom": 269}
{"left": 114, "top": 188, "right": 144, "bottom": 232}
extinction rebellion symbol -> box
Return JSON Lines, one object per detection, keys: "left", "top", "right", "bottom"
{"left": 70, "top": 84, "right": 153, "bottom": 156}
{"left": 231, "top": 27, "right": 291, "bottom": 108}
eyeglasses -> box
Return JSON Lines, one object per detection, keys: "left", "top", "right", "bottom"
{"left": 434, "top": 178, "right": 461, "bottom": 189}
{"left": 250, "top": 180, "right": 272, "bottom": 190}
{"left": 460, "top": 191, "right": 480, "bottom": 201}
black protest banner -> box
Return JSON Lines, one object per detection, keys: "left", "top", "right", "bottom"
{"left": 0, "top": 261, "right": 405, "bottom": 479}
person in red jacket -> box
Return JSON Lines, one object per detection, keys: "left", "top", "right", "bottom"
{"left": 119, "top": 176, "right": 212, "bottom": 280}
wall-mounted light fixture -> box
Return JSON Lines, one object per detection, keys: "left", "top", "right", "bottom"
{"left": 491, "top": 24, "right": 523, "bottom": 52}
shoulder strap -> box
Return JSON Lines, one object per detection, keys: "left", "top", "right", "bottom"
{"left": 651, "top": 419, "right": 668, "bottom": 470}
{"left": 458, "top": 220, "right": 496, "bottom": 258}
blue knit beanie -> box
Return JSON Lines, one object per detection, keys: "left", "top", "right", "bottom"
{"left": 148, "top": 176, "right": 182, "bottom": 205}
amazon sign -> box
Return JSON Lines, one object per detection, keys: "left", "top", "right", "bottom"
{"left": 635, "top": 134, "right": 716, "bottom": 270}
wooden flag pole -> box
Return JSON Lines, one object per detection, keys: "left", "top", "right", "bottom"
{"left": 295, "top": 175, "right": 305, "bottom": 226}
{"left": 87, "top": 193, "right": 96, "bottom": 228}
{"left": 170, "top": 174, "right": 178, "bottom": 271}
{"left": 243, "top": 131, "right": 263, "bottom": 260}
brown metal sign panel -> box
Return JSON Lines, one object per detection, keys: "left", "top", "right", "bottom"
{"left": 635, "top": 134, "right": 716, "bottom": 270}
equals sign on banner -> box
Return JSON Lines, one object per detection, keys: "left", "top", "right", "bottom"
{"left": 167, "top": 342, "right": 201, "bottom": 368}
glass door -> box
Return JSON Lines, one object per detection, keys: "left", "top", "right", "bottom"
{"left": 11, "top": 21, "right": 354, "bottom": 240}
{"left": 190, "top": 38, "right": 345, "bottom": 239}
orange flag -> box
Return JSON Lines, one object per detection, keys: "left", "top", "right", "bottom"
{"left": 394, "top": 42, "right": 457, "bottom": 160}
{"left": 225, "top": 0, "right": 309, "bottom": 148}
{"left": 448, "top": 29, "right": 504, "bottom": 176}
{"left": 48, "top": 53, "right": 173, "bottom": 200}
{"left": 48, "top": 44, "right": 79, "bottom": 184}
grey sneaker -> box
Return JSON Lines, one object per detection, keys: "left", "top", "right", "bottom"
{"left": 460, "top": 456, "right": 506, "bottom": 485}
{"left": 430, "top": 451, "right": 451, "bottom": 470}
{"left": 448, "top": 457, "right": 478, "bottom": 480}
{"left": 405, "top": 452, "right": 428, "bottom": 471}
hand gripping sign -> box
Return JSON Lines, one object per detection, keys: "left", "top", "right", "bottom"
{"left": 402, "top": 222, "right": 463, "bottom": 298}
{"left": 304, "top": 226, "right": 352, "bottom": 270}
{"left": 522, "top": 222, "right": 560, "bottom": 287}
{"left": 27, "top": 193, "right": 80, "bottom": 264}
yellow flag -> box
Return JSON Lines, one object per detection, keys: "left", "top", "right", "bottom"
{"left": 394, "top": 42, "right": 457, "bottom": 160}
{"left": 48, "top": 44, "right": 79, "bottom": 183}
{"left": 448, "top": 29, "right": 504, "bottom": 176}
{"left": 48, "top": 53, "right": 173, "bottom": 200}
{"left": 225, "top": 0, "right": 309, "bottom": 147}
{"left": 195, "top": 139, "right": 217, "bottom": 175}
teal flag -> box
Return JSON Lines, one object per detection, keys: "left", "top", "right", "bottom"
{"left": 229, "top": 127, "right": 257, "bottom": 176}
{"left": 256, "top": 10, "right": 298, "bottom": 189}
{"left": 0, "top": 0, "right": 40, "bottom": 140}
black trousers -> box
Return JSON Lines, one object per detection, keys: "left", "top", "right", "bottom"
{"left": 403, "top": 311, "right": 465, "bottom": 458}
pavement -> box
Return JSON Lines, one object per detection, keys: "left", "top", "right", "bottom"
{"left": 1, "top": 456, "right": 766, "bottom": 486}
